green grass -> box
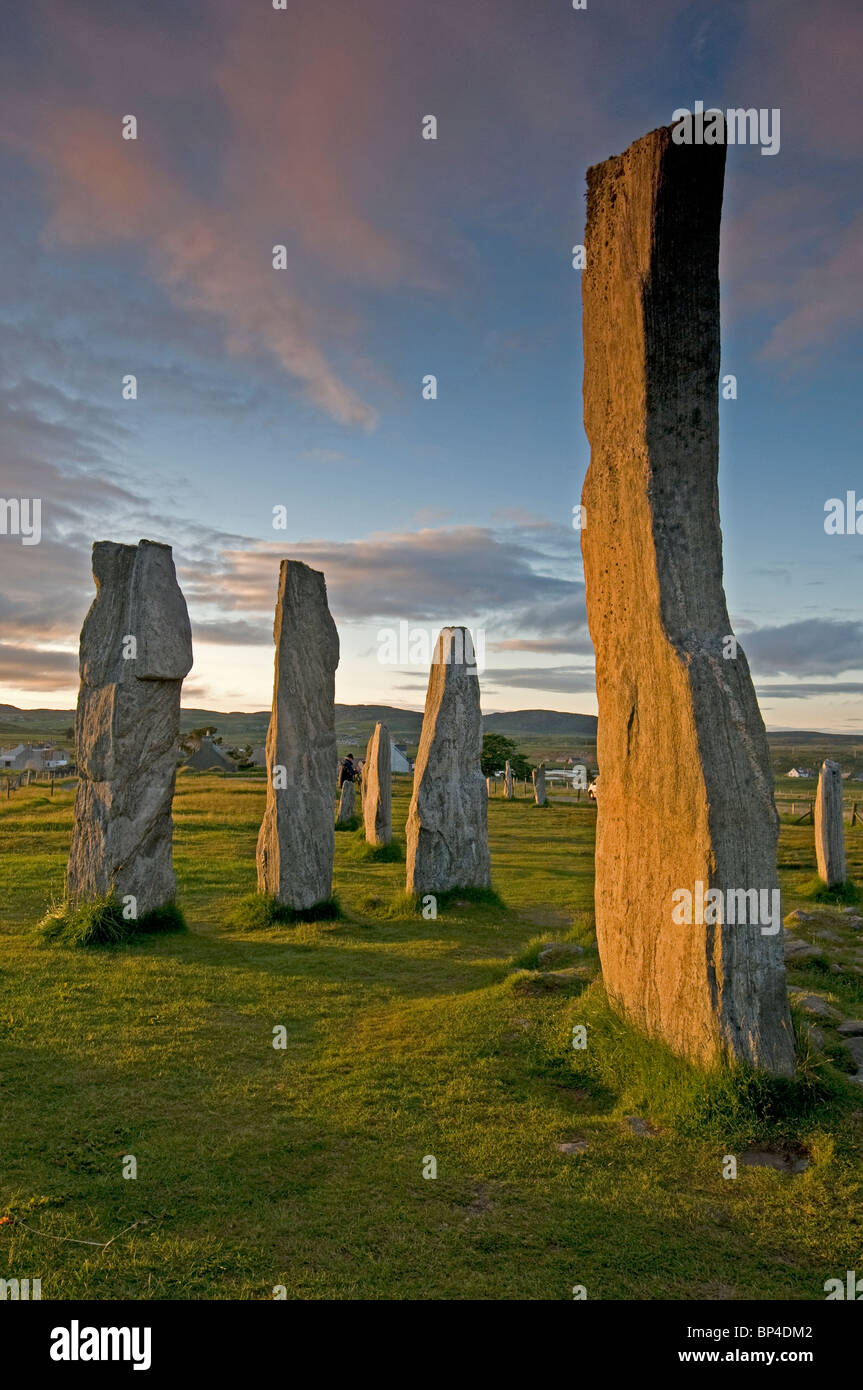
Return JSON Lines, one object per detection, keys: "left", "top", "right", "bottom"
{"left": 1, "top": 773, "right": 862, "bottom": 1300}
{"left": 38, "top": 894, "right": 186, "bottom": 947}
{"left": 796, "top": 875, "right": 859, "bottom": 905}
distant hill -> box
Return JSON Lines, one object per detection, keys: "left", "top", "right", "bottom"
{"left": 0, "top": 702, "right": 599, "bottom": 751}
{"left": 2, "top": 703, "right": 858, "bottom": 762}
{"left": 483, "top": 709, "right": 598, "bottom": 736}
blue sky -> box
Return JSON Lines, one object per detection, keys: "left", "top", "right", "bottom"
{"left": 0, "top": 0, "right": 861, "bottom": 728}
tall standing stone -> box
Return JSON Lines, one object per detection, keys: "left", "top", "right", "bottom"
{"left": 256, "top": 561, "right": 339, "bottom": 910}
{"left": 815, "top": 760, "right": 846, "bottom": 888}
{"left": 66, "top": 539, "right": 192, "bottom": 916}
{"left": 580, "top": 124, "right": 794, "bottom": 1076}
{"left": 406, "top": 627, "right": 491, "bottom": 895}
{"left": 337, "top": 778, "right": 355, "bottom": 825}
{"left": 363, "top": 723, "right": 392, "bottom": 845}
{"left": 504, "top": 761, "right": 513, "bottom": 799}
{"left": 533, "top": 764, "right": 546, "bottom": 806}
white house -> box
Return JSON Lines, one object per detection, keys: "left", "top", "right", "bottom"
{"left": 391, "top": 741, "right": 411, "bottom": 773}
{"left": 0, "top": 744, "right": 25, "bottom": 769}
{"left": 0, "top": 743, "right": 67, "bottom": 771}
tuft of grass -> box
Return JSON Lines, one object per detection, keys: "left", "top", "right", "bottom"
{"left": 334, "top": 815, "right": 361, "bottom": 833}
{"left": 38, "top": 894, "right": 186, "bottom": 947}
{"left": 227, "top": 892, "right": 341, "bottom": 930}
{"left": 511, "top": 934, "right": 594, "bottom": 971}
{"left": 797, "top": 876, "right": 858, "bottom": 905}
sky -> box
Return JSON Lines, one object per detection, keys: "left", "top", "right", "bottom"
{"left": 0, "top": 0, "right": 861, "bottom": 729}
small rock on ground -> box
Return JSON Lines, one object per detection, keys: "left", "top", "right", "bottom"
{"left": 556, "top": 1139, "right": 588, "bottom": 1156}
{"left": 783, "top": 937, "right": 823, "bottom": 962}
{"left": 739, "top": 1147, "right": 810, "bottom": 1174}
{"left": 537, "top": 942, "right": 585, "bottom": 967}
{"left": 626, "top": 1116, "right": 660, "bottom": 1137}
{"left": 790, "top": 992, "right": 838, "bottom": 1018}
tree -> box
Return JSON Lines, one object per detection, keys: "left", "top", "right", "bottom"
{"left": 509, "top": 751, "right": 533, "bottom": 780}
{"left": 481, "top": 733, "right": 516, "bottom": 777}
{"left": 182, "top": 725, "right": 218, "bottom": 753}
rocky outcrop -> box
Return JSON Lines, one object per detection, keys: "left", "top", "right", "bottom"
{"left": 580, "top": 125, "right": 794, "bottom": 1075}
{"left": 67, "top": 540, "right": 192, "bottom": 916}
{"left": 363, "top": 722, "right": 392, "bottom": 845}
{"left": 405, "top": 627, "right": 490, "bottom": 895}
{"left": 814, "top": 760, "right": 846, "bottom": 887}
{"left": 337, "top": 778, "right": 355, "bottom": 825}
{"left": 256, "top": 561, "right": 339, "bottom": 909}
{"left": 533, "top": 764, "right": 546, "bottom": 806}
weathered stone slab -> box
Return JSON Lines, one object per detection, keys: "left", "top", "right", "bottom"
{"left": 405, "top": 627, "right": 490, "bottom": 895}
{"left": 337, "top": 778, "right": 355, "bottom": 824}
{"left": 815, "top": 759, "right": 846, "bottom": 887}
{"left": 533, "top": 764, "right": 546, "bottom": 806}
{"left": 256, "top": 561, "right": 339, "bottom": 909}
{"left": 580, "top": 125, "right": 794, "bottom": 1075}
{"left": 363, "top": 722, "right": 392, "bottom": 845}
{"left": 504, "top": 760, "right": 513, "bottom": 800}
{"left": 66, "top": 540, "right": 192, "bottom": 916}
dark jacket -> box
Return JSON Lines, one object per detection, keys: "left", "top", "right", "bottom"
{"left": 339, "top": 758, "right": 356, "bottom": 786}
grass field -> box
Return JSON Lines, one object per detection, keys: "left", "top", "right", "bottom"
{"left": 1, "top": 772, "right": 862, "bottom": 1301}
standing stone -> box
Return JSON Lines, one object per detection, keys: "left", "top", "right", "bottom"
{"left": 337, "top": 778, "right": 355, "bottom": 825}
{"left": 533, "top": 764, "right": 546, "bottom": 806}
{"left": 815, "top": 760, "right": 846, "bottom": 888}
{"left": 66, "top": 539, "right": 192, "bottom": 916}
{"left": 363, "top": 723, "right": 392, "bottom": 845}
{"left": 504, "top": 761, "right": 513, "bottom": 799}
{"left": 405, "top": 627, "right": 490, "bottom": 895}
{"left": 256, "top": 561, "right": 339, "bottom": 910}
{"left": 486, "top": 776, "right": 494, "bottom": 797}
{"left": 580, "top": 125, "right": 794, "bottom": 1076}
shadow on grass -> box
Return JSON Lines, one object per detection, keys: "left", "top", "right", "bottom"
{"left": 227, "top": 893, "right": 342, "bottom": 930}
{"left": 526, "top": 980, "right": 859, "bottom": 1148}
{"left": 343, "top": 830, "right": 403, "bottom": 864}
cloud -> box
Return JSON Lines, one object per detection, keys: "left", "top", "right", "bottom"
{"left": 0, "top": 643, "right": 77, "bottom": 689}
{"left": 718, "top": 0, "right": 863, "bottom": 361}
{"left": 490, "top": 636, "right": 591, "bottom": 655}
{"left": 744, "top": 618, "right": 863, "bottom": 676}
{"left": 182, "top": 526, "right": 582, "bottom": 630}
{"left": 757, "top": 682, "right": 863, "bottom": 699}
{"left": 736, "top": 0, "right": 863, "bottom": 162}
{"left": 191, "top": 617, "right": 271, "bottom": 647}
{"left": 480, "top": 665, "right": 596, "bottom": 695}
